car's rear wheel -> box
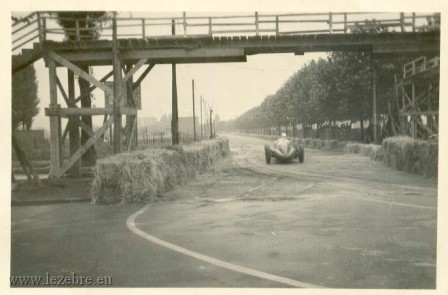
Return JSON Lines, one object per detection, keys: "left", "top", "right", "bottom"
{"left": 298, "top": 146, "right": 304, "bottom": 163}
{"left": 264, "top": 145, "right": 271, "bottom": 164}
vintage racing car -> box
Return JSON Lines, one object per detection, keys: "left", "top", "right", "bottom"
{"left": 264, "top": 133, "right": 304, "bottom": 164}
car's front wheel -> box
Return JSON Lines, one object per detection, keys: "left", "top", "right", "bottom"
{"left": 297, "top": 146, "right": 304, "bottom": 163}
{"left": 264, "top": 144, "right": 271, "bottom": 164}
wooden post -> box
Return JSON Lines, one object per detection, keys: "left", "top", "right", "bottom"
{"left": 210, "top": 108, "right": 213, "bottom": 139}
{"left": 372, "top": 64, "right": 378, "bottom": 143}
{"left": 275, "top": 16, "right": 279, "bottom": 35}
{"left": 48, "top": 59, "right": 61, "bottom": 180}
{"left": 200, "top": 95, "right": 203, "bottom": 140}
{"left": 142, "top": 19, "right": 146, "bottom": 38}
{"left": 36, "top": 12, "right": 43, "bottom": 44}
{"left": 192, "top": 79, "right": 196, "bottom": 141}
{"left": 171, "top": 19, "right": 179, "bottom": 145}
{"left": 400, "top": 84, "right": 406, "bottom": 135}
{"left": 411, "top": 82, "right": 416, "bottom": 139}
{"left": 112, "top": 12, "right": 122, "bottom": 153}
{"left": 68, "top": 70, "right": 81, "bottom": 177}
{"left": 255, "top": 12, "right": 259, "bottom": 36}
{"left": 42, "top": 17, "right": 47, "bottom": 41}
{"left": 344, "top": 13, "right": 347, "bottom": 33}
{"left": 412, "top": 12, "right": 416, "bottom": 32}
{"left": 125, "top": 63, "right": 137, "bottom": 150}
{"left": 183, "top": 12, "right": 187, "bottom": 36}
{"left": 75, "top": 19, "right": 80, "bottom": 41}
{"left": 208, "top": 17, "right": 212, "bottom": 36}
{"left": 427, "top": 83, "right": 433, "bottom": 133}
{"left": 400, "top": 12, "right": 405, "bottom": 32}
{"left": 329, "top": 12, "right": 333, "bottom": 34}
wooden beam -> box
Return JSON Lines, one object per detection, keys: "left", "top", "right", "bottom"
{"left": 133, "top": 64, "right": 155, "bottom": 90}
{"left": 124, "top": 63, "right": 137, "bottom": 149}
{"left": 57, "top": 48, "right": 248, "bottom": 65}
{"left": 112, "top": 12, "right": 123, "bottom": 154}
{"left": 55, "top": 117, "right": 114, "bottom": 178}
{"left": 48, "top": 59, "right": 61, "bottom": 180}
{"left": 45, "top": 107, "right": 137, "bottom": 117}
{"left": 127, "top": 119, "right": 137, "bottom": 152}
{"left": 122, "top": 48, "right": 247, "bottom": 61}
{"left": 55, "top": 76, "right": 71, "bottom": 107}
{"left": 74, "top": 70, "right": 114, "bottom": 104}
{"left": 122, "top": 58, "right": 148, "bottom": 83}
{"left": 400, "top": 110, "right": 439, "bottom": 116}
{"left": 61, "top": 119, "right": 70, "bottom": 144}
{"left": 68, "top": 70, "right": 81, "bottom": 177}
{"left": 47, "top": 51, "right": 113, "bottom": 96}
{"left": 79, "top": 120, "right": 110, "bottom": 148}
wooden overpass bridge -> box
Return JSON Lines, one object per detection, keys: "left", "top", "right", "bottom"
{"left": 11, "top": 12, "right": 440, "bottom": 180}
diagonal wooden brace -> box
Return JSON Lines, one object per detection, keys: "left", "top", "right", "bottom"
{"left": 133, "top": 64, "right": 155, "bottom": 90}
{"left": 52, "top": 116, "right": 114, "bottom": 179}
{"left": 48, "top": 51, "right": 113, "bottom": 96}
{"left": 79, "top": 120, "right": 110, "bottom": 149}
{"left": 122, "top": 58, "right": 148, "bottom": 84}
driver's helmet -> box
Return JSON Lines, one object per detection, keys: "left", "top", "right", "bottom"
{"left": 281, "top": 133, "right": 287, "bottom": 138}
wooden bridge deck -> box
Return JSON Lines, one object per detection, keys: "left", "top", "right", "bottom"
{"left": 42, "top": 32, "right": 439, "bottom": 66}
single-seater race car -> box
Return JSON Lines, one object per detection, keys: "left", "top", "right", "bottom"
{"left": 264, "top": 133, "right": 304, "bottom": 164}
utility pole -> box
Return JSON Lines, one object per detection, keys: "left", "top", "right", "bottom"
{"left": 171, "top": 19, "right": 179, "bottom": 145}
{"left": 210, "top": 107, "right": 213, "bottom": 139}
{"left": 192, "top": 79, "right": 197, "bottom": 141}
{"left": 200, "top": 95, "right": 203, "bottom": 140}
{"left": 112, "top": 11, "right": 122, "bottom": 154}
{"left": 371, "top": 53, "right": 378, "bottom": 143}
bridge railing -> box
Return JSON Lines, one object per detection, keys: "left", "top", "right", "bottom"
{"left": 12, "top": 12, "right": 439, "bottom": 53}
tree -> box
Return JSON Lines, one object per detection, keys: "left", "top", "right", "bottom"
{"left": 12, "top": 64, "right": 41, "bottom": 185}
{"left": 55, "top": 12, "right": 111, "bottom": 166}
{"left": 12, "top": 64, "right": 39, "bottom": 130}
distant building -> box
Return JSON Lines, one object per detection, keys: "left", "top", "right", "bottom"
{"left": 138, "top": 116, "right": 158, "bottom": 127}
{"left": 137, "top": 115, "right": 200, "bottom": 137}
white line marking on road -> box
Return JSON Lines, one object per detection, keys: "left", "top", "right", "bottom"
{"left": 354, "top": 197, "right": 436, "bottom": 211}
{"left": 126, "top": 205, "right": 322, "bottom": 288}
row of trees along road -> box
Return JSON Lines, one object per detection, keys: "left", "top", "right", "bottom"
{"left": 232, "top": 17, "right": 439, "bottom": 141}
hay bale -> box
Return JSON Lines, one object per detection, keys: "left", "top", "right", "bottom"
{"left": 296, "top": 138, "right": 305, "bottom": 145}
{"left": 359, "top": 144, "right": 381, "bottom": 157}
{"left": 310, "top": 139, "right": 321, "bottom": 149}
{"left": 91, "top": 138, "right": 229, "bottom": 204}
{"left": 382, "top": 136, "right": 438, "bottom": 178}
{"left": 304, "top": 138, "right": 312, "bottom": 147}
{"left": 324, "top": 140, "right": 338, "bottom": 150}
{"left": 345, "top": 142, "right": 362, "bottom": 154}
{"left": 337, "top": 142, "right": 347, "bottom": 150}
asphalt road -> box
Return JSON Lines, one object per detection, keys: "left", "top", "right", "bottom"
{"left": 11, "top": 134, "right": 438, "bottom": 288}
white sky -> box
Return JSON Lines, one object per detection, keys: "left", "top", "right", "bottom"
{"left": 30, "top": 52, "right": 326, "bottom": 130}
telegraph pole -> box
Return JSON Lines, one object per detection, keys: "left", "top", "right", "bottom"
{"left": 209, "top": 107, "right": 213, "bottom": 139}
{"left": 171, "top": 19, "right": 179, "bottom": 145}
{"left": 371, "top": 53, "right": 378, "bottom": 143}
{"left": 200, "top": 95, "right": 203, "bottom": 140}
{"left": 192, "top": 80, "right": 197, "bottom": 141}
{"left": 112, "top": 12, "right": 122, "bottom": 154}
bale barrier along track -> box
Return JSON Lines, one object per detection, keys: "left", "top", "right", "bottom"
{"left": 91, "top": 138, "right": 229, "bottom": 204}
{"left": 242, "top": 133, "right": 438, "bottom": 178}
